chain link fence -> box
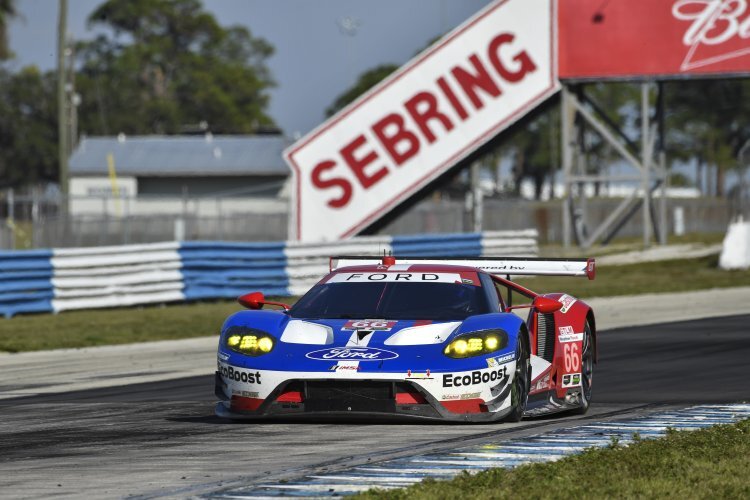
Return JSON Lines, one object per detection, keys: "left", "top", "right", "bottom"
{"left": 0, "top": 189, "right": 734, "bottom": 250}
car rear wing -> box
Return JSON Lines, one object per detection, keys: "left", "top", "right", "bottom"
{"left": 330, "top": 256, "right": 596, "bottom": 280}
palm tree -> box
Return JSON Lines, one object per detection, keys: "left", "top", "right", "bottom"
{"left": 0, "top": 0, "right": 17, "bottom": 60}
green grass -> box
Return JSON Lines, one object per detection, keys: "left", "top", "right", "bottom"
{"left": 356, "top": 419, "right": 750, "bottom": 500}
{"left": 515, "top": 254, "right": 750, "bottom": 299}
{"left": 0, "top": 300, "right": 242, "bottom": 353}
{"left": 539, "top": 232, "right": 725, "bottom": 258}
{"left": 1, "top": 254, "right": 748, "bottom": 353}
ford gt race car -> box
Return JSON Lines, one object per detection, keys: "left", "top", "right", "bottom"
{"left": 215, "top": 256, "right": 596, "bottom": 422}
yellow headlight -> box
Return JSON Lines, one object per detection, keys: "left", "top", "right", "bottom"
{"left": 225, "top": 331, "right": 275, "bottom": 356}
{"left": 444, "top": 330, "right": 507, "bottom": 358}
{"left": 453, "top": 339, "right": 468, "bottom": 355}
{"left": 468, "top": 338, "right": 483, "bottom": 352}
{"left": 258, "top": 337, "right": 274, "bottom": 353}
{"left": 485, "top": 336, "right": 499, "bottom": 350}
{"left": 239, "top": 335, "right": 258, "bottom": 351}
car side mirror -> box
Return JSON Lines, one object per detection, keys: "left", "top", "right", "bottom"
{"left": 534, "top": 296, "right": 563, "bottom": 314}
{"left": 238, "top": 292, "right": 265, "bottom": 310}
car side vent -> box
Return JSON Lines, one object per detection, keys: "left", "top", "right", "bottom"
{"left": 536, "top": 313, "right": 556, "bottom": 362}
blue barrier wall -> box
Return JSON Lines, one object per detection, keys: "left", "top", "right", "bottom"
{"left": 0, "top": 250, "right": 54, "bottom": 317}
{"left": 0, "top": 230, "right": 537, "bottom": 317}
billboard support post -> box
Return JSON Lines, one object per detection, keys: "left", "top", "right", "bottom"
{"left": 560, "top": 82, "right": 667, "bottom": 249}
{"left": 641, "top": 82, "right": 652, "bottom": 248}
{"left": 560, "top": 87, "right": 574, "bottom": 248}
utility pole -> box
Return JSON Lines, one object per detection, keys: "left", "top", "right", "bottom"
{"left": 57, "top": 0, "right": 69, "bottom": 213}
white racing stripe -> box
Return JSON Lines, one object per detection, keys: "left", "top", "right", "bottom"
{"left": 205, "top": 404, "right": 750, "bottom": 499}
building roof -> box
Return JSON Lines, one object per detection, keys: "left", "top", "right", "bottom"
{"left": 69, "top": 135, "right": 292, "bottom": 177}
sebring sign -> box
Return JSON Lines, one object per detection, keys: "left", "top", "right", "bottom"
{"left": 284, "top": 0, "right": 557, "bottom": 241}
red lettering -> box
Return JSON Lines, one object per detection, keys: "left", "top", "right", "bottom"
{"left": 371, "top": 113, "right": 420, "bottom": 166}
{"left": 437, "top": 76, "right": 469, "bottom": 121}
{"left": 451, "top": 54, "right": 501, "bottom": 111}
{"left": 404, "top": 91, "right": 453, "bottom": 144}
{"left": 340, "top": 135, "right": 388, "bottom": 189}
{"left": 487, "top": 33, "right": 537, "bottom": 83}
{"left": 311, "top": 160, "right": 352, "bottom": 209}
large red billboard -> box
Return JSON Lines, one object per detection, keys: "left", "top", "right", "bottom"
{"left": 559, "top": 0, "right": 750, "bottom": 80}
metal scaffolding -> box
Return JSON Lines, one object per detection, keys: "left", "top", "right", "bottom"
{"left": 560, "top": 83, "right": 668, "bottom": 249}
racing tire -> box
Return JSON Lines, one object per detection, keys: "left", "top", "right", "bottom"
{"left": 571, "top": 321, "right": 594, "bottom": 415}
{"left": 504, "top": 329, "right": 531, "bottom": 422}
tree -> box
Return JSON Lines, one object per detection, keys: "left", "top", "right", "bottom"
{"left": 325, "top": 64, "right": 398, "bottom": 117}
{"left": 665, "top": 79, "right": 750, "bottom": 197}
{"left": 75, "top": 0, "right": 275, "bottom": 135}
{"left": 0, "top": 0, "right": 16, "bottom": 61}
{"left": 0, "top": 67, "right": 59, "bottom": 188}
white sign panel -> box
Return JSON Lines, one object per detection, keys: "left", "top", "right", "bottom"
{"left": 285, "top": 0, "right": 558, "bottom": 241}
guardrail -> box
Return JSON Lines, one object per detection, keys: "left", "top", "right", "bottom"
{"left": 0, "top": 230, "right": 537, "bottom": 317}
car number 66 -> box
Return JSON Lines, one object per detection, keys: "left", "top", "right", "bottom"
{"left": 564, "top": 343, "right": 580, "bottom": 372}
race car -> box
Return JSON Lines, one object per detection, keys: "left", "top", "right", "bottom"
{"left": 215, "top": 256, "right": 596, "bottom": 422}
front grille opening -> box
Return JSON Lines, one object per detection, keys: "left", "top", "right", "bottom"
{"left": 304, "top": 381, "right": 397, "bottom": 413}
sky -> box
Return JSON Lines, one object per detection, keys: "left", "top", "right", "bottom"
{"left": 7, "top": 0, "right": 492, "bottom": 137}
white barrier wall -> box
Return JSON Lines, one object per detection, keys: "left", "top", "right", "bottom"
{"left": 719, "top": 220, "right": 750, "bottom": 270}
{"left": 0, "top": 230, "right": 538, "bottom": 317}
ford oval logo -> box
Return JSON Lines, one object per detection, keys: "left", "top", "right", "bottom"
{"left": 305, "top": 347, "right": 399, "bottom": 361}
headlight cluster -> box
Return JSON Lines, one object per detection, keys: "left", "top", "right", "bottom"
{"left": 444, "top": 329, "right": 508, "bottom": 358}
{"left": 224, "top": 327, "right": 275, "bottom": 356}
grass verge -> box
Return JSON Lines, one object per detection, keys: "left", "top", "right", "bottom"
{"left": 515, "top": 254, "right": 750, "bottom": 298}
{"left": 1, "top": 254, "right": 748, "bottom": 353}
{"left": 356, "top": 419, "right": 750, "bottom": 499}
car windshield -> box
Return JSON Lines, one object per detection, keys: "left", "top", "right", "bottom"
{"left": 289, "top": 280, "right": 490, "bottom": 320}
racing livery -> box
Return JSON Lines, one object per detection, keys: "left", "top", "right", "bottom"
{"left": 215, "top": 256, "right": 597, "bottom": 422}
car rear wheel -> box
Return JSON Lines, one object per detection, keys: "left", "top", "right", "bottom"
{"left": 504, "top": 331, "right": 530, "bottom": 422}
{"left": 571, "top": 321, "right": 593, "bottom": 415}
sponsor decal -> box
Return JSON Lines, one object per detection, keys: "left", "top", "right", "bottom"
{"left": 443, "top": 366, "right": 508, "bottom": 388}
{"left": 306, "top": 346, "right": 399, "bottom": 361}
{"left": 561, "top": 372, "right": 582, "bottom": 388}
{"left": 218, "top": 363, "right": 262, "bottom": 384}
{"left": 558, "top": 325, "right": 584, "bottom": 343}
{"left": 217, "top": 352, "right": 230, "bottom": 361}
{"left": 329, "top": 272, "right": 462, "bottom": 284}
{"left": 342, "top": 319, "right": 397, "bottom": 331}
{"left": 461, "top": 392, "right": 481, "bottom": 400}
{"left": 232, "top": 390, "right": 260, "bottom": 398}
{"left": 441, "top": 394, "right": 461, "bottom": 400}
{"left": 329, "top": 364, "right": 360, "bottom": 372}
{"left": 558, "top": 294, "right": 577, "bottom": 314}
{"left": 486, "top": 353, "right": 514, "bottom": 368}
{"left": 532, "top": 373, "right": 551, "bottom": 392}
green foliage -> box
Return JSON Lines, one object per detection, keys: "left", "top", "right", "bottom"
{"left": 0, "top": 0, "right": 16, "bottom": 60}
{"left": 665, "top": 79, "right": 750, "bottom": 196}
{"left": 355, "top": 419, "right": 750, "bottom": 500}
{"left": 325, "top": 34, "right": 440, "bottom": 117}
{"left": 75, "top": 0, "right": 276, "bottom": 135}
{"left": 0, "top": 66, "right": 59, "bottom": 188}
{"left": 325, "top": 64, "right": 398, "bottom": 117}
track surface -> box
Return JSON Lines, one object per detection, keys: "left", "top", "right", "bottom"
{"left": 1, "top": 314, "right": 748, "bottom": 499}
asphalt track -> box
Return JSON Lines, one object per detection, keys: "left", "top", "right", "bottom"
{"left": 1, "top": 314, "right": 748, "bottom": 499}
